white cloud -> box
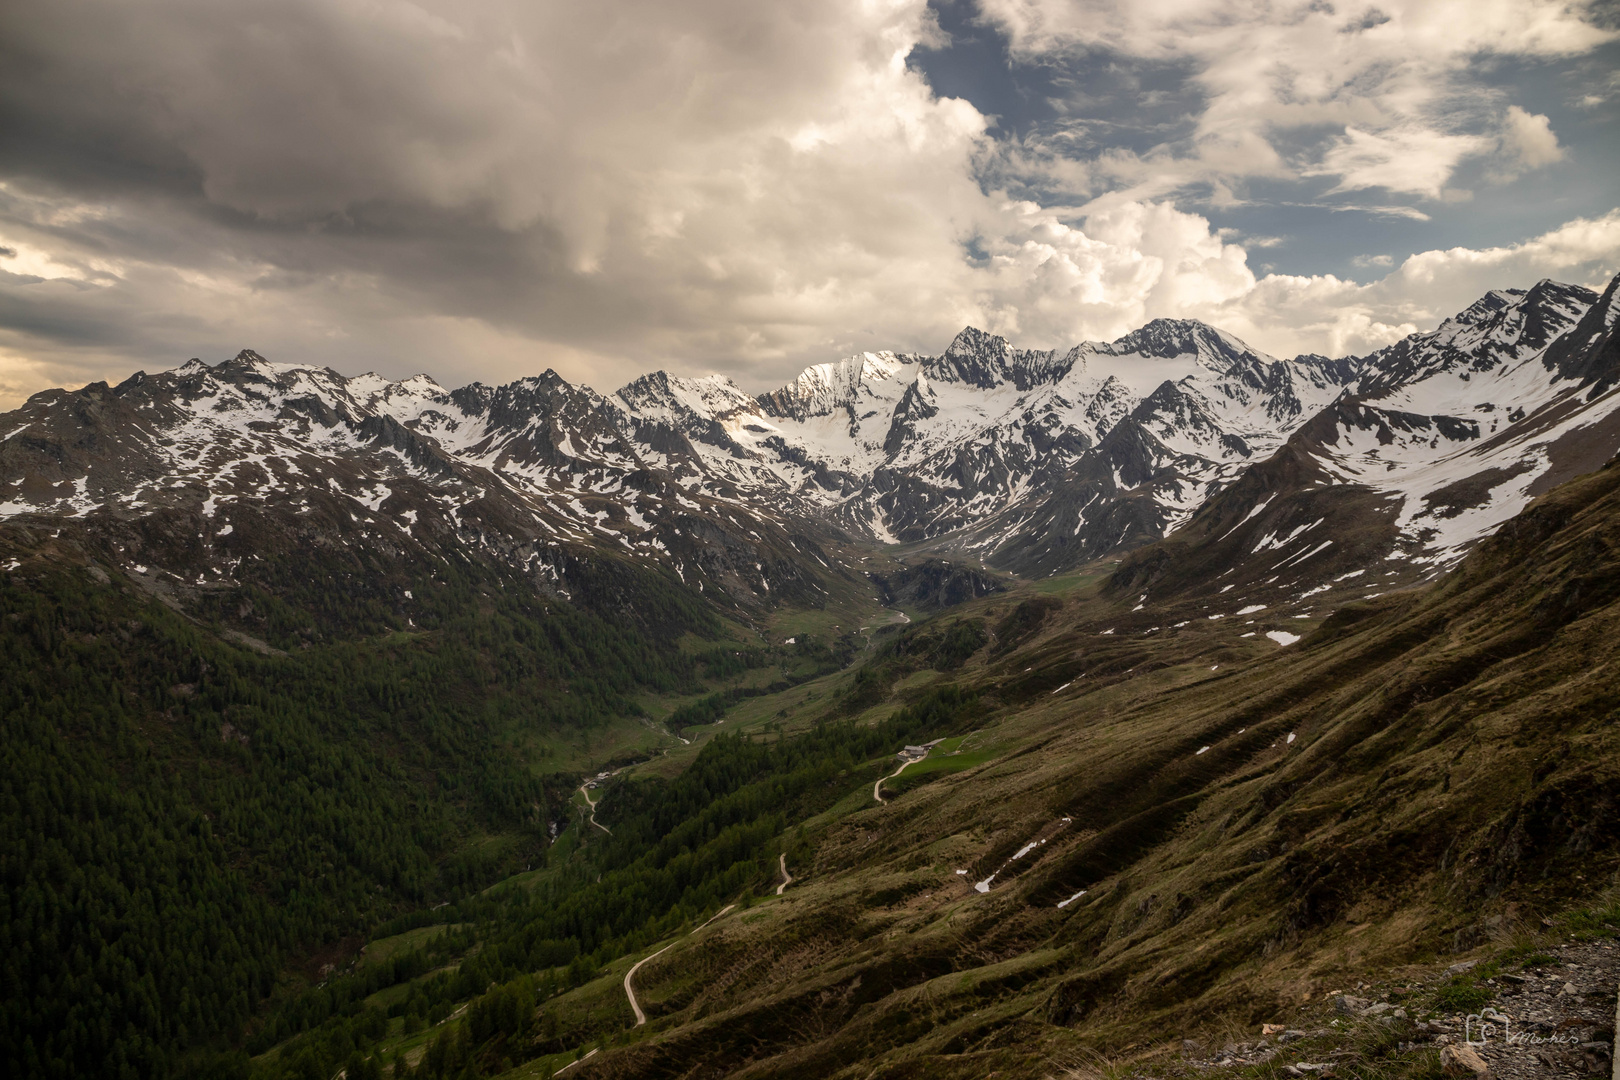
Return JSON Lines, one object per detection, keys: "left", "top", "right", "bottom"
{"left": 974, "top": 0, "right": 1615, "bottom": 203}
{"left": 1195, "top": 210, "right": 1620, "bottom": 359}
{"left": 1494, "top": 105, "right": 1565, "bottom": 180}
{"left": 1315, "top": 126, "right": 1490, "bottom": 199}
{"left": 0, "top": 0, "right": 1005, "bottom": 396}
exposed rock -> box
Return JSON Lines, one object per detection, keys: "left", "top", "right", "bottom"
{"left": 1441, "top": 1043, "right": 1490, "bottom": 1078}
{"left": 870, "top": 558, "right": 1004, "bottom": 611}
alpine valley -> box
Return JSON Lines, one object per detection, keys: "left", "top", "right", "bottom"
{"left": 6, "top": 271, "right": 1620, "bottom": 1080}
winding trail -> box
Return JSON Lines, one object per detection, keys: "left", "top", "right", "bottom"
{"left": 691, "top": 902, "right": 736, "bottom": 934}
{"left": 776, "top": 852, "right": 793, "bottom": 896}
{"left": 622, "top": 903, "right": 737, "bottom": 1028}
{"left": 622, "top": 944, "right": 675, "bottom": 1026}
{"left": 857, "top": 607, "right": 912, "bottom": 654}
{"left": 554, "top": 1047, "right": 598, "bottom": 1075}
{"left": 579, "top": 785, "right": 611, "bottom": 834}
{"left": 872, "top": 759, "right": 916, "bottom": 804}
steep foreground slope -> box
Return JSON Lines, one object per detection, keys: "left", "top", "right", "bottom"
{"left": 553, "top": 456, "right": 1620, "bottom": 1080}
{"left": 229, "top": 453, "right": 1620, "bottom": 1080}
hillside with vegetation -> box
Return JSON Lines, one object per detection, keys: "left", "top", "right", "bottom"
{"left": 159, "top": 451, "right": 1620, "bottom": 1080}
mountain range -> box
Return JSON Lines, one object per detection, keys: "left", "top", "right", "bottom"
{"left": 4, "top": 273, "right": 1618, "bottom": 624}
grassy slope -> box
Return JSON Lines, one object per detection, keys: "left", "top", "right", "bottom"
{"left": 529, "top": 458, "right": 1620, "bottom": 1079}
{"left": 88, "top": 451, "right": 1620, "bottom": 1079}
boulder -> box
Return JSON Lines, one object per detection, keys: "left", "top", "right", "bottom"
{"left": 1440, "top": 1044, "right": 1490, "bottom": 1079}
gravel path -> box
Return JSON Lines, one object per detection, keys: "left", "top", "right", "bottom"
{"left": 872, "top": 759, "right": 914, "bottom": 804}
{"left": 1442, "top": 942, "right": 1617, "bottom": 1080}
{"left": 579, "top": 784, "right": 611, "bottom": 834}
{"left": 621, "top": 904, "right": 738, "bottom": 1028}
{"left": 622, "top": 943, "right": 676, "bottom": 1026}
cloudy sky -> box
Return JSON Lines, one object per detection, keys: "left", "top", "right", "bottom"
{"left": 1, "top": 0, "right": 1617, "bottom": 407}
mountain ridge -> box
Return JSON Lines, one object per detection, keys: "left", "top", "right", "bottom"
{"left": 4, "top": 272, "right": 1619, "bottom": 622}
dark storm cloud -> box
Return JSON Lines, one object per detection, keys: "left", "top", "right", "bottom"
{"left": 0, "top": 0, "right": 1615, "bottom": 410}
{"left": 0, "top": 1, "right": 1026, "bottom": 401}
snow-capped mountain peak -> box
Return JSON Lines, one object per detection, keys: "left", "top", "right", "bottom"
{"left": 612, "top": 370, "right": 761, "bottom": 426}
{"left": 1357, "top": 278, "right": 1596, "bottom": 403}
{"left": 756, "top": 350, "right": 918, "bottom": 421}
{"left": 1154, "top": 273, "right": 1620, "bottom": 611}
{"left": 1091, "top": 318, "right": 1262, "bottom": 371}
{"left": 925, "top": 326, "right": 1068, "bottom": 391}
{"left": 5, "top": 274, "right": 1619, "bottom": 614}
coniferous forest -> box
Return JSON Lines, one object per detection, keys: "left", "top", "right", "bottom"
{"left": 0, "top": 545, "right": 694, "bottom": 1077}
{"left": 0, "top": 535, "right": 977, "bottom": 1080}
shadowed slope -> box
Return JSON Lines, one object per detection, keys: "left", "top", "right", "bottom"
{"left": 576, "top": 455, "right": 1620, "bottom": 1079}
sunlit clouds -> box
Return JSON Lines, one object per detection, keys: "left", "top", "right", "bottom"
{"left": 0, "top": 0, "right": 1616, "bottom": 408}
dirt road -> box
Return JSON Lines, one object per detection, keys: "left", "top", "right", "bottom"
{"left": 622, "top": 903, "right": 737, "bottom": 1027}
{"left": 872, "top": 759, "right": 915, "bottom": 803}
{"left": 579, "top": 785, "right": 611, "bottom": 834}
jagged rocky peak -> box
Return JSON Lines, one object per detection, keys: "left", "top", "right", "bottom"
{"left": 1449, "top": 286, "right": 1527, "bottom": 326}
{"left": 221, "top": 347, "right": 274, "bottom": 369}
{"left": 1541, "top": 272, "right": 1620, "bottom": 389}
{"left": 1092, "top": 318, "right": 1267, "bottom": 370}
{"left": 926, "top": 326, "right": 1070, "bottom": 390}
{"left": 1430, "top": 278, "right": 1594, "bottom": 355}
{"left": 1355, "top": 278, "right": 1600, "bottom": 400}
{"left": 447, "top": 371, "right": 616, "bottom": 437}
{"left": 758, "top": 351, "right": 918, "bottom": 420}
{"left": 168, "top": 350, "right": 262, "bottom": 385}
{"left": 180, "top": 349, "right": 401, "bottom": 409}
{"left": 204, "top": 348, "right": 324, "bottom": 390}
{"left": 347, "top": 371, "right": 450, "bottom": 412}
{"left": 613, "top": 370, "right": 763, "bottom": 425}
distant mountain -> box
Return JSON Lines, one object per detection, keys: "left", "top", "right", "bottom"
{"left": 0, "top": 351, "right": 847, "bottom": 619}
{"left": 3, "top": 273, "right": 1618, "bottom": 623}
{"left": 1110, "top": 276, "right": 1620, "bottom": 615}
